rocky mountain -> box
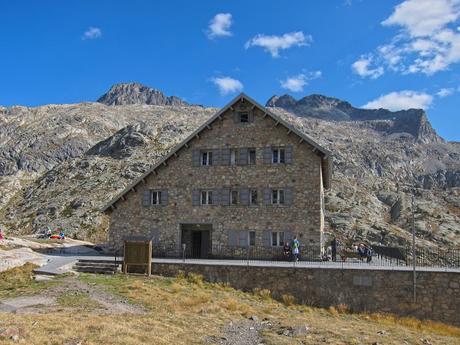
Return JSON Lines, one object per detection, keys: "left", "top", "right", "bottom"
{"left": 266, "top": 94, "right": 441, "bottom": 143}
{"left": 0, "top": 87, "right": 459, "bottom": 250}
{"left": 97, "top": 83, "right": 188, "bottom": 106}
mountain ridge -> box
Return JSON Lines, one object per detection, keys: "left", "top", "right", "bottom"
{"left": 266, "top": 94, "right": 442, "bottom": 144}
{"left": 0, "top": 85, "right": 459, "bottom": 251}
{"left": 97, "top": 82, "right": 188, "bottom": 106}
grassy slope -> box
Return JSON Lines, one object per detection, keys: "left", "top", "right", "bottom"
{"left": 0, "top": 267, "right": 459, "bottom": 344}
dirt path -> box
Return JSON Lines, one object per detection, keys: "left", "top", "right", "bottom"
{"left": 0, "top": 276, "right": 144, "bottom": 315}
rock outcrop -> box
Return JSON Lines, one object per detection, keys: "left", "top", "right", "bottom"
{"left": 97, "top": 83, "right": 188, "bottom": 106}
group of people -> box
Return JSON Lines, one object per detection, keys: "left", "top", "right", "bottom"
{"left": 329, "top": 237, "right": 373, "bottom": 263}
{"left": 283, "top": 236, "right": 301, "bottom": 262}
{"left": 45, "top": 228, "right": 65, "bottom": 240}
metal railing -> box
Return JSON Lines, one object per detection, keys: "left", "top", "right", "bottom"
{"left": 147, "top": 243, "right": 460, "bottom": 269}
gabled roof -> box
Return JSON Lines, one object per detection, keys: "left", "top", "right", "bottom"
{"left": 102, "top": 93, "right": 332, "bottom": 212}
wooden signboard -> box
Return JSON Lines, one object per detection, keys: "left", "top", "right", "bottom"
{"left": 123, "top": 237, "right": 152, "bottom": 276}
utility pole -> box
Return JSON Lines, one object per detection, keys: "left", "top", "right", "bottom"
{"left": 411, "top": 181, "right": 416, "bottom": 303}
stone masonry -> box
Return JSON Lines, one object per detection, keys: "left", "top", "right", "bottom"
{"left": 152, "top": 262, "right": 460, "bottom": 327}
{"left": 105, "top": 94, "right": 331, "bottom": 257}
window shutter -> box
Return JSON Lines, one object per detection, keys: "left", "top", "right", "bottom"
{"left": 239, "top": 231, "right": 248, "bottom": 247}
{"left": 262, "top": 231, "right": 272, "bottom": 247}
{"left": 221, "top": 148, "right": 231, "bottom": 166}
{"left": 213, "top": 189, "right": 220, "bottom": 206}
{"left": 263, "top": 147, "right": 272, "bottom": 164}
{"left": 161, "top": 190, "right": 168, "bottom": 206}
{"left": 220, "top": 188, "right": 230, "bottom": 206}
{"left": 233, "top": 112, "right": 239, "bottom": 123}
{"left": 213, "top": 149, "right": 221, "bottom": 166}
{"left": 284, "top": 188, "right": 293, "bottom": 205}
{"left": 248, "top": 110, "right": 254, "bottom": 123}
{"left": 192, "top": 189, "right": 200, "bottom": 206}
{"left": 285, "top": 145, "right": 293, "bottom": 164}
{"left": 237, "top": 148, "right": 248, "bottom": 165}
{"left": 239, "top": 188, "right": 249, "bottom": 206}
{"left": 142, "top": 190, "right": 151, "bottom": 207}
{"left": 263, "top": 188, "right": 272, "bottom": 205}
{"left": 285, "top": 231, "right": 294, "bottom": 243}
{"left": 228, "top": 230, "right": 237, "bottom": 246}
{"left": 192, "top": 149, "right": 200, "bottom": 166}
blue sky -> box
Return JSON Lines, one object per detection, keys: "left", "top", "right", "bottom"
{"left": 1, "top": 0, "right": 459, "bottom": 140}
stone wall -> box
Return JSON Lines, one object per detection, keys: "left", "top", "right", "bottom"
{"left": 152, "top": 262, "right": 460, "bottom": 326}
{"left": 107, "top": 98, "right": 326, "bottom": 254}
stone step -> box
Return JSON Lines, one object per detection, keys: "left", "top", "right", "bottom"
{"left": 73, "top": 266, "right": 117, "bottom": 274}
{"left": 77, "top": 259, "right": 123, "bottom": 264}
{"left": 74, "top": 262, "right": 119, "bottom": 268}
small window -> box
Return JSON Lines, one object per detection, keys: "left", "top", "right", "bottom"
{"left": 272, "top": 189, "right": 285, "bottom": 205}
{"left": 250, "top": 189, "right": 258, "bottom": 205}
{"left": 201, "top": 151, "right": 213, "bottom": 166}
{"left": 230, "top": 190, "right": 239, "bottom": 205}
{"left": 151, "top": 191, "right": 162, "bottom": 205}
{"left": 249, "top": 231, "right": 256, "bottom": 246}
{"left": 272, "top": 148, "right": 285, "bottom": 164}
{"left": 271, "top": 231, "right": 285, "bottom": 247}
{"left": 248, "top": 149, "right": 256, "bottom": 165}
{"left": 230, "top": 149, "right": 237, "bottom": 166}
{"left": 239, "top": 112, "right": 249, "bottom": 123}
{"left": 200, "top": 190, "right": 213, "bottom": 205}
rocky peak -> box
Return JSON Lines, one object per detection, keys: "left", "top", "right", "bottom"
{"left": 266, "top": 94, "right": 442, "bottom": 143}
{"left": 97, "top": 83, "right": 188, "bottom": 106}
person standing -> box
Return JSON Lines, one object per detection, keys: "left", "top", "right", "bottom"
{"left": 331, "top": 237, "right": 337, "bottom": 262}
{"left": 292, "top": 236, "right": 300, "bottom": 262}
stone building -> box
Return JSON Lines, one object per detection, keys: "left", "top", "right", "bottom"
{"left": 102, "top": 93, "right": 332, "bottom": 258}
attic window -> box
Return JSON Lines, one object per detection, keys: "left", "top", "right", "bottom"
{"left": 239, "top": 112, "right": 249, "bottom": 123}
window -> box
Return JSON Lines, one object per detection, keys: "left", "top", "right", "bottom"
{"left": 272, "top": 148, "right": 285, "bottom": 164}
{"left": 201, "top": 151, "right": 213, "bottom": 166}
{"left": 151, "top": 191, "right": 162, "bottom": 205}
{"left": 230, "top": 149, "right": 237, "bottom": 166}
{"left": 239, "top": 112, "right": 249, "bottom": 123}
{"left": 271, "top": 231, "right": 285, "bottom": 247}
{"left": 230, "top": 190, "right": 239, "bottom": 205}
{"left": 249, "top": 231, "right": 256, "bottom": 246}
{"left": 248, "top": 149, "right": 256, "bottom": 165}
{"left": 200, "top": 190, "right": 213, "bottom": 205}
{"left": 272, "top": 189, "right": 285, "bottom": 205}
{"left": 250, "top": 189, "right": 258, "bottom": 205}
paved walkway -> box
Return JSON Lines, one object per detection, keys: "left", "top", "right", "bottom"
{"left": 33, "top": 256, "right": 77, "bottom": 275}
{"left": 39, "top": 253, "right": 460, "bottom": 273}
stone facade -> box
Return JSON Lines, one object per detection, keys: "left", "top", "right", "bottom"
{"left": 152, "top": 262, "right": 460, "bottom": 327}
{"left": 105, "top": 95, "right": 330, "bottom": 257}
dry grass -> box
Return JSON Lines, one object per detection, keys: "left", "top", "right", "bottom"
{"left": 0, "top": 263, "right": 57, "bottom": 299}
{"left": 0, "top": 267, "right": 459, "bottom": 344}
{"left": 57, "top": 291, "right": 101, "bottom": 310}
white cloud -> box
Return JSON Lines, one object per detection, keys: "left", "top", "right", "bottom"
{"left": 436, "top": 87, "right": 455, "bottom": 97}
{"left": 245, "top": 31, "right": 311, "bottom": 58}
{"left": 82, "top": 27, "right": 102, "bottom": 40}
{"left": 207, "top": 13, "right": 232, "bottom": 39}
{"left": 382, "top": 0, "right": 460, "bottom": 37}
{"left": 352, "top": 55, "right": 384, "bottom": 79}
{"left": 362, "top": 90, "right": 433, "bottom": 111}
{"left": 354, "top": 0, "right": 460, "bottom": 76}
{"left": 280, "top": 71, "right": 321, "bottom": 92}
{"left": 211, "top": 76, "right": 243, "bottom": 95}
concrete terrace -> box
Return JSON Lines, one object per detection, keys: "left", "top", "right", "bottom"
{"left": 35, "top": 253, "right": 460, "bottom": 275}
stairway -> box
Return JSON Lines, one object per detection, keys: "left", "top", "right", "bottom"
{"left": 73, "top": 259, "right": 121, "bottom": 274}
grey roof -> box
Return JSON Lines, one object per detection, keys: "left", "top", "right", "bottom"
{"left": 102, "top": 92, "right": 332, "bottom": 212}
